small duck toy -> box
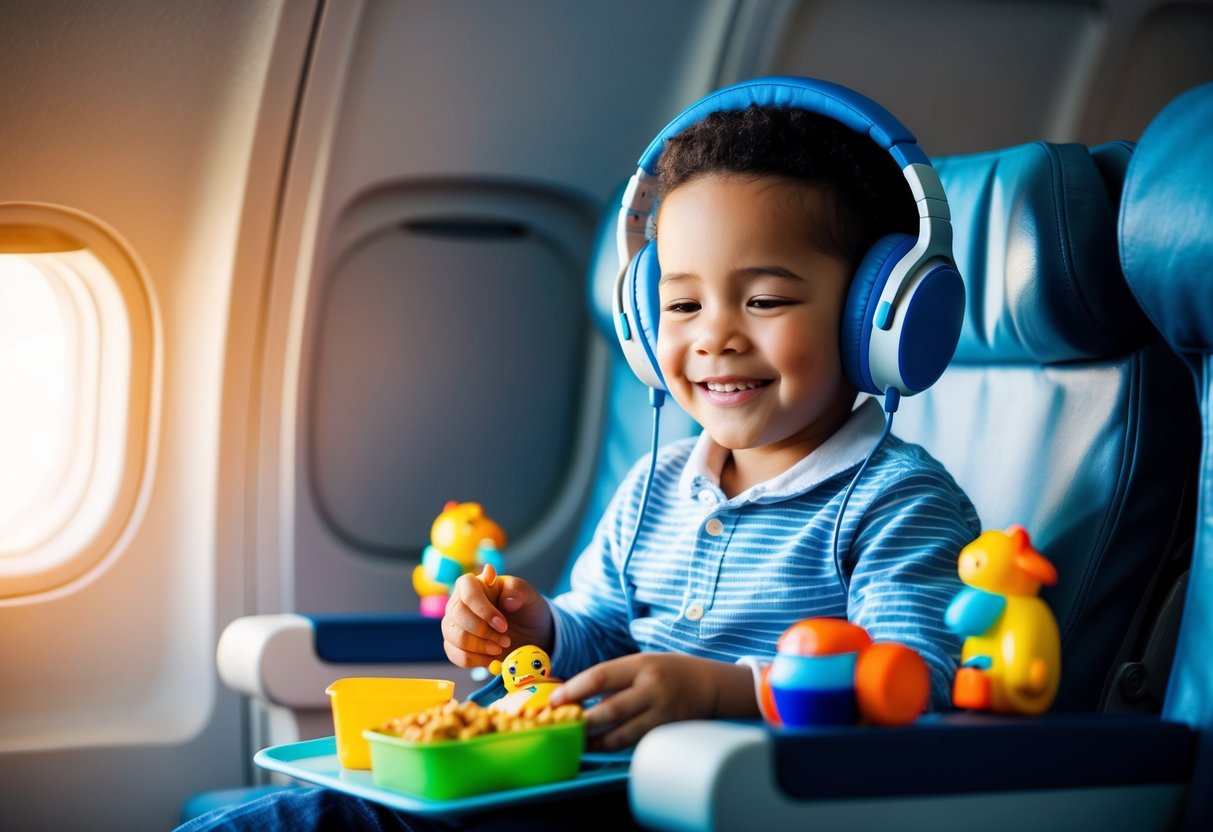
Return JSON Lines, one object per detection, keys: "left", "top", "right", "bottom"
{"left": 944, "top": 525, "right": 1061, "bottom": 715}
{"left": 413, "top": 501, "right": 506, "bottom": 617}
{"left": 488, "top": 645, "right": 562, "bottom": 716}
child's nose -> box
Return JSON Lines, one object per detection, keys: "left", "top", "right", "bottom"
{"left": 693, "top": 309, "right": 748, "bottom": 354}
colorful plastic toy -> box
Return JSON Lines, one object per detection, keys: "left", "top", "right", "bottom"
{"left": 413, "top": 501, "right": 507, "bottom": 617}
{"left": 487, "top": 645, "right": 562, "bottom": 716}
{"left": 755, "top": 618, "right": 930, "bottom": 728}
{"left": 944, "top": 525, "right": 1060, "bottom": 715}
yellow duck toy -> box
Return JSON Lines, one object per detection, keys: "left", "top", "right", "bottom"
{"left": 944, "top": 525, "right": 1061, "bottom": 715}
{"left": 412, "top": 501, "right": 506, "bottom": 617}
{"left": 488, "top": 645, "right": 561, "bottom": 716}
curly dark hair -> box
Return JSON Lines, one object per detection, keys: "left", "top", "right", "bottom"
{"left": 655, "top": 104, "right": 918, "bottom": 267}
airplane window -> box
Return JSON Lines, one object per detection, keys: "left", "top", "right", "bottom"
{"left": 0, "top": 253, "right": 84, "bottom": 552}
{"left": 0, "top": 218, "right": 151, "bottom": 598}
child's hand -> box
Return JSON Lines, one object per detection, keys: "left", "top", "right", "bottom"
{"left": 441, "top": 564, "right": 553, "bottom": 669}
{"left": 547, "top": 653, "right": 740, "bottom": 751}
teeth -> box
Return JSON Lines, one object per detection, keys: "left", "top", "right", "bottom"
{"left": 705, "top": 380, "right": 763, "bottom": 393}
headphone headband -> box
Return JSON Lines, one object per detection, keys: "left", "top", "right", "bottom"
{"left": 637, "top": 76, "right": 928, "bottom": 173}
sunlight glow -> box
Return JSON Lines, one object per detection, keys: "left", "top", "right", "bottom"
{"left": 0, "top": 258, "right": 73, "bottom": 540}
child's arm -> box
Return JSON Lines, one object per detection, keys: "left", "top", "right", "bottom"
{"left": 547, "top": 653, "right": 761, "bottom": 751}
{"left": 843, "top": 466, "right": 980, "bottom": 710}
{"left": 442, "top": 564, "right": 555, "bottom": 669}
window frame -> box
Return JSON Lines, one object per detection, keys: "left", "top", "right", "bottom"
{"left": 0, "top": 204, "right": 156, "bottom": 599}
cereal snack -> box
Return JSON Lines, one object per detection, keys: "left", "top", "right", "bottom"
{"left": 378, "top": 698, "right": 583, "bottom": 743}
{"left": 364, "top": 698, "right": 586, "bottom": 800}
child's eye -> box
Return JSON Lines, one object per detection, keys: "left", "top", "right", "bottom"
{"left": 663, "top": 300, "right": 700, "bottom": 314}
{"left": 748, "top": 297, "right": 794, "bottom": 310}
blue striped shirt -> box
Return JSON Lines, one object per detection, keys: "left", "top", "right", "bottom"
{"left": 549, "top": 397, "right": 981, "bottom": 711}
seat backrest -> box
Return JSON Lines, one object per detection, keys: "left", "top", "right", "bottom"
{"left": 1117, "top": 83, "right": 1213, "bottom": 830}
{"left": 1115, "top": 80, "right": 1213, "bottom": 727}
{"left": 890, "top": 140, "right": 1199, "bottom": 712}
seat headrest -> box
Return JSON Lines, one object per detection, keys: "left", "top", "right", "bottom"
{"left": 1119, "top": 80, "right": 1213, "bottom": 371}
{"left": 937, "top": 141, "right": 1150, "bottom": 365}
{"left": 589, "top": 141, "right": 1150, "bottom": 364}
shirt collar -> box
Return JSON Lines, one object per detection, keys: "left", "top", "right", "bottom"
{"left": 679, "top": 397, "right": 888, "bottom": 504}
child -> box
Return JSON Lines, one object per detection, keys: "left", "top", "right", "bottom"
{"left": 444, "top": 100, "right": 979, "bottom": 754}
{"left": 176, "top": 81, "right": 979, "bottom": 832}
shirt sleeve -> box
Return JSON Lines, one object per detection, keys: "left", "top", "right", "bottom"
{"left": 546, "top": 454, "right": 650, "bottom": 679}
{"left": 841, "top": 461, "right": 981, "bottom": 712}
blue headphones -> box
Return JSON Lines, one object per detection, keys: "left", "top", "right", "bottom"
{"left": 611, "top": 76, "right": 965, "bottom": 399}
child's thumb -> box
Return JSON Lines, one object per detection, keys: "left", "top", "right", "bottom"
{"left": 496, "top": 575, "right": 533, "bottom": 613}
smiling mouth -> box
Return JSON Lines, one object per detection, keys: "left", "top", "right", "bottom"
{"left": 696, "top": 378, "right": 772, "bottom": 404}
{"left": 701, "top": 380, "right": 770, "bottom": 393}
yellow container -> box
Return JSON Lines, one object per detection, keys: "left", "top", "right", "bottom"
{"left": 325, "top": 677, "right": 455, "bottom": 770}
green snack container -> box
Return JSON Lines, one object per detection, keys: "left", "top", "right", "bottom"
{"left": 363, "top": 720, "right": 585, "bottom": 800}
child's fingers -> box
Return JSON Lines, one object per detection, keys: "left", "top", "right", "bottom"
{"left": 443, "top": 636, "right": 501, "bottom": 668}
{"left": 479, "top": 562, "right": 497, "bottom": 586}
{"left": 440, "top": 596, "right": 511, "bottom": 670}
{"left": 548, "top": 661, "right": 619, "bottom": 708}
{"left": 441, "top": 600, "right": 509, "bottom": 652}
{"left": 451, "top": 572, "right": 509, "bottom": 634}
{"left": 495, "top": 574, "right": 535, "bottom": 613}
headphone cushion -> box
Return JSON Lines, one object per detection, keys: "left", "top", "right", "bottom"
{"left": 897, "top": 262, "right": 965, "bottom": 392}
{"left": 841, "top": 234, "right": 916, "bottom": 394}
{"left": 625, "top": 239, "right": 666, "bottom": 389}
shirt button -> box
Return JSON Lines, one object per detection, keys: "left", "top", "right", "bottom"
{"left": 698, "top": 491, "right": 716, "bottom": 504}
{"left": 705, "top": 518, "right": 724, "bottom": 536}
{"left": 685, "top": 603, "right": 704, "bottom": 621}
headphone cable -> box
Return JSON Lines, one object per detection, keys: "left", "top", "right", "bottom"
{"left": 832, "top": 388, "right": 900, "bottom": 568}
{"left": 621, "top": 386, "right": 898, "bottom": 622}
{"left": 619, "top": 387, "right": 664, "bottom": 623}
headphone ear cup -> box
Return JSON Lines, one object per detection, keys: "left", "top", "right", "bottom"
{"left": 620, "top": 239, "right": 667, "bottom": 391}
{"left": 895, "top": 261, "right": 965, "bottom": 392}
{"left": 841, "top": 234, "right": 916, "bottom": 395}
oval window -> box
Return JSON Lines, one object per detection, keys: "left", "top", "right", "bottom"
{"left": 0, "top": 210, "right": 153, "bottom": 598}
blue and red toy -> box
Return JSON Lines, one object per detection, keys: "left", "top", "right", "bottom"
{"left": 755, "top": 618, "right": 930, "bottom": 728}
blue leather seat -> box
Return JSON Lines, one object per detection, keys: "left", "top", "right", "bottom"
{"left": 630, "top": 133, "right": 1204, "bottom": 830}
{"left": 1118, "top": 79, "right": 1213, "bottom": 832}
{"left": 890, "top": 139, "right": 1198, "bottom": 713}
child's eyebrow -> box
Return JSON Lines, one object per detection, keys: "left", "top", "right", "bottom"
{"left": 659, "top": 265, "right": 806, "bottom": 284}
{"left": 735, "top": 265, "right": 805, "bottom": 282}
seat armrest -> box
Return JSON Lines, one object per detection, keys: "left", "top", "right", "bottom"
{"left": 630, "top": 715, "right": 1196, "bottom": 831}
{"left": 217, "top": 613, "right": 477, "bottom": 708}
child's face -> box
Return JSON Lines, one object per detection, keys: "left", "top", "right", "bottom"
{"left": 655, "top": 174, "right": 856, "bottom": 459}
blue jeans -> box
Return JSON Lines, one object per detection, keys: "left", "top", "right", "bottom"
{"left": 174, "top": 786, "right": 641, "bottom": 831}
